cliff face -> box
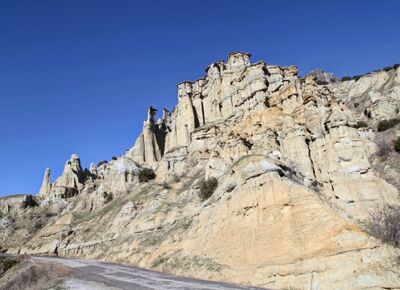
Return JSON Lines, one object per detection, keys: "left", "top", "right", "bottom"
{"left": 1, "top": 53, "right": 400, "bottom": 289}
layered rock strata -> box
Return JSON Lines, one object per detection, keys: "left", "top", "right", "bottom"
{"left": 1, "top": 52, "right": 400, "bottom": 290}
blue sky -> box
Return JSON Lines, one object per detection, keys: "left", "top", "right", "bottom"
{"left": 0, "top": 0, "right": 399, "bottom": 196}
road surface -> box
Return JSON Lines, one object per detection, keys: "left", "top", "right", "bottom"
{"left": 33, "top": 256, "right": 265, "bottom": 290}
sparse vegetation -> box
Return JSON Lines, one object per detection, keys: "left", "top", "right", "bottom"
{"left": 21, "top": 195, "right": 38, "bottom": 209}
{"left": 315, "top": 80, "right": 328, "bottom": 85}
{"left": 162, "top": 254, "right": 225, "bottom": 273}
{"left": 139, "top": 218, "right": 192, "bottom": 248}
{"left": 138, "top": 168, "right": 156, "bottom": 182}
{"left": 1, "top": 257, "right": 19, "bottom": 273}
{"left": 340, "top": 63, "right": 400, "bottom": 83}
{"left": 352, "top": 121, "right": 368, "bottom": 129}
{"left": 368, "top": 204, "right": 400, "bottom": 247}
{"left": 160, "top": 182, "right": 171, "bottom": 189}
{"left": 152, "top": 255, "right": 168, "bottom": 268}
{"left": 21, "top": 206, "right": 58, "bottom": 233}
{"left": 395, "top": 137, "right": 400, "bottom": 153}
{"left": 103, "top": 192, "right": 113, "bottom": 203}
{"left": 97, "top": 160, "right": 108, "bottom": 167}
{"left": 0, "top": 257, "right": 70, "bottom": 290}
{"left": 377, "top": 118, "right": 400, "bottom": 132}
{"left": 374, "top": 136, "right": 392, "bottom": 159}
{"left": 198, "top": 177, "right": 218, "bottom": 201}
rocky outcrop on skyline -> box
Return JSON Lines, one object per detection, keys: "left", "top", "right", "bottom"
{"left": 332, "top": 66, "right": 400, "bottom": 123}
{"left": 45, "top": 154, "right": 86, "bottom": 199}
{"left": 38, "top": 168, "right": 51, "bottom": 196}
{"left": 1, "top": 52, "right": 400, "bottom": 289}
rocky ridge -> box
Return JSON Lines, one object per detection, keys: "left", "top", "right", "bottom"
{"left": 1, "top": 52, "right": 400, "bottom": 289}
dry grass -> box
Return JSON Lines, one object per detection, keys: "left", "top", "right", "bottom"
{"left": 368, "top": 205, "right": 400, "bottom": 247}
{"left": 0, "top": 257, "right": 70, "bottom": 290}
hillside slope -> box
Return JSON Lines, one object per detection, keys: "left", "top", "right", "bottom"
{"left": 1, "top": 52, "right": 400, "bottom": 289}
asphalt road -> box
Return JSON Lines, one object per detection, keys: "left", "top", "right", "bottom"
{"left": 33, "top": 256, "right": 265, "bottom": 290}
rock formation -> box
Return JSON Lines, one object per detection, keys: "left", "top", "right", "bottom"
{"left": 38, "top": 168, "right": 51, "bottom": 196}
{"left": 332, "top": 66, "right": 400, "bottom": 123}
{"left": 309, "top": 68, "right": 340, "bottom": 84}
{"left": 127, "top": 106, "right": 167, "bottom": 166}
{"left": 97, "top": 157, "right": 140, "bottom": 192}
{"left": 51, "top": 154, "right": 85, "bottom": 198}
{"left": 1, "top": 52, "right": 400, "bottom": 290}
{"left": 89, "top": 162, "right": 97, "bottom": 175}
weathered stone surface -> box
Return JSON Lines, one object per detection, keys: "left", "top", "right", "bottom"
{"left": 331, "top": 66, "right": 400, "bottom": 123}
{"left": 38, "top": 168, "right": 51, "bottom": 196}
{"left": 1, "top": 53, "right": 400, "bottom": 290}
{"left": 97, "top": 157, "right": 140, "bottom": 192}
{"left": 51, "top": 154, "right": 85, "bottom": 198}
{"left": 127, "top": 106, "right": 166, "bottom": 166}
{"left": 89, "top": 163, "right": 97, "bottom": 175}
{"left": 309, "top": 68, "right": 340, "bottom": 84}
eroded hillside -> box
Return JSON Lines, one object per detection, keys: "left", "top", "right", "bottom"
{"left": 1, "top": 52, "right": 400, "bottom": 289}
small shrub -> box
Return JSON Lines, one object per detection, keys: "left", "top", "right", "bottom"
{"left": 368, "top": 204, "right": 400, "bottom": 247}
{"left": 394, "top": 64, "right": 400, "bottom": 70}
{"left": 315, "top": 80, "right": 328, "bottom": 85}
{"left": 102, "top": 192, "right": 113, "bottom": 203}
{"left": 383, "top": 66, "right": 393, "bottom": 72}
{"left": 33, "top": 218, "right": 46, "bottom": 231}
{"left": 394, "top": 137, "right": 400, "bottom": 153}
{"left": 353, "top": 121, "right": 368, "bottom": 129}
{"left": 377, "top": 118, "right": 400, "bottom": 132}
{"left": 44, "top": 211, "right": 57, "bottom": 219}
{"left": 341, "top": 76, "right": 351, "bottom": 82}
{"left": 199, "top": 177, "right": 218, "bottom": 201}
{"left": 97, "top": 160, "right": 108, "bottom": 167}
{"left": 112, "top": 156, "right": 118, "bottom": 160}
{"left": 21, "top": 195, "right": 38, "bottom": 208}
{"left": 139, "top": 168, "right": 156, "bottom": 183}
{"left": 2, "top": 258, "right": 18, "bottom": 272}
{"left": 375, "top": 136, "right": 392, "bottom": 159}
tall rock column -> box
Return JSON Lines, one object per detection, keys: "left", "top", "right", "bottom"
{"left": 38, "top": 168, "right": 51, "bottom": 196}
{"left": 52, "top": 154, "right": 85, "bottom": 197}
{"left": 175, "top": 82, "right": 196, "bottom": 147}
{"left": 127, "top": 106, "right": 163, "bottom": 166}
{"left": 203, "top": 62, "right": 224, "bottom": 123}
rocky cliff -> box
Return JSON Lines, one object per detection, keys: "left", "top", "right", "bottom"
{"left": 1, "top": 53, "right": 400, "bottom": 289}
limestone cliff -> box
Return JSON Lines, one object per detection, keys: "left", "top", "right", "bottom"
{"left": 1, "top": 53, "right": 400, "bottom": 290}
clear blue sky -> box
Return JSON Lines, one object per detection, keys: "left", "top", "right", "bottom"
{"left": 0, "top": 0, "right": 399, "bottom": 196}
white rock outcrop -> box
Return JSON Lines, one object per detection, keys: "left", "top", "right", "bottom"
{"left": 51, "top": 154, "right": 85, "bottom": 198}
{"left": 2, "top": 52, "right": 400, "bottom": 290}
{"left": 38, "top": 168, "right": 51, "bottom": 196}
